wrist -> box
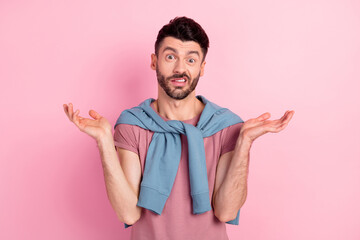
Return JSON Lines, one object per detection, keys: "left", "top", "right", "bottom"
{"left": 239, "top": 131, "right": 253, "bottom": 144}
{"left": 235, "top": 133, "right": 253, "bottom": 152}
{"left": 96, "top": 131, "right": 114, "bottom": 148}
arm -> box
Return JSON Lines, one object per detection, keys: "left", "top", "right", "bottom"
{"left": 97, "top": 135, "right": 142, "bottom": 225}
{"left": 212, "top": 110, "right": 295, "bottom": 222}
{"left": 63, "top": 103, "right": 142, "bottom": 225}
{"left": 212, "top": 136, "right": 251, "bottom": 223}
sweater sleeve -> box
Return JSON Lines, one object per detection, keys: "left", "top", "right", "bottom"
{"left": 220, "top": 122, "right": 243, "bottom": 156}
{"left": 113, "top": 123, "right": 139, "bottom": 155}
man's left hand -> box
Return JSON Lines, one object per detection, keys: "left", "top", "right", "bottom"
{"left": 239, "top": 110, "right": 295, "bottom": 143}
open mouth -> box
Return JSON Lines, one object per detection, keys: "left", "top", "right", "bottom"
{"left": 170, "top": 78, "right": 187, "bottom": 86}
{"left": 171, "top": 78, "right": 187, "bottom": 82}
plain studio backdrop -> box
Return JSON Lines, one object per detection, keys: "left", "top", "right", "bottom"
{"left": 0, "top": 0, "right": 359, "bottom": 239}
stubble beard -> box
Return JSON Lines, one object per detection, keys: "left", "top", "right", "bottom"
{"left": 156, "top": 66, "right": 200, "bottom": 100}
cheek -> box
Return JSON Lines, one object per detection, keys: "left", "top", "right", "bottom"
{"left": 158, "top": 62, "right": 174, "bottom": 74}
{"left": 190, "top": 66, "right": 202, "bottom": 76}
{"left": 158, "top": 60, "right": 171, "bottom": 70}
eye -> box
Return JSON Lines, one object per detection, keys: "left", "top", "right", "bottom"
{"left": 166, "top": 54, "right": 175, "bottom": 60}
{"left": 188, "top": 58, "right": 195, "bottom": 63}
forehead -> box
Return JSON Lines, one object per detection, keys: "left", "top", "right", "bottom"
{"left": 159, "top": 36, "right": 202, "bottom": 56}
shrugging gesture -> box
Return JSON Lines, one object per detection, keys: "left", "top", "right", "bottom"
{"left": 63, "top": 103, "right": 112, "bottom": 142}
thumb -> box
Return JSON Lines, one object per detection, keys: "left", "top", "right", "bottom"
{"left": 257, "top": 112, "right": 271, "bottom": 121}
{"left": 89, "top": 109, "right": 102, "bottom": 120}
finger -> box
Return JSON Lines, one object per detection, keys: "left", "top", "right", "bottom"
{"left": 68, "top": 103, "right": 74, "bottom": 120}
{"left": 279, "top": 111, "right": 289, "bottom": 121}
{"left": 63, "top": 104, "right": 70, "bottom": 117}
{"left": 89, "top": 109, "right": 102, "bottom": 120}
{"left": 70, "top": 105, "right": 81, "bottom": 124}
{"left": 63, "top": 104, "right": 73, "bottom": 121}
{"left": 277, "top": 110, "right": 290, "bottom": 124}
{"left": 74, "top": 109, "right": 80, "bottom": 120}
{"left": 74, "top": 113, "right": 89, "bottom": 132}
{"left": 73, "top": 109, "right": 81, "bottom": 126}
{"left": 63, "top": 104, "right": 68, "bottom": 114}
{"left": 289, "top": 110, "right": 295, "bottom": 119}
{"left": 257, "top": 112, "right": 271, "bottom": 121}
{"left": 282, "top": 110, "right": 295, "bottom": 124}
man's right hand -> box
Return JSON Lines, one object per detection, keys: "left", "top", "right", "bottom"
{"left": 63, "top": 103, "right": 112, "bottom": 142}
{"left": 63, "top": 103, "right": 142, "bottom": 225}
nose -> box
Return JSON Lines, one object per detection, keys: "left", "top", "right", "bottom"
{"left": 173, "top": 59, "right": 186, "bottom": 74}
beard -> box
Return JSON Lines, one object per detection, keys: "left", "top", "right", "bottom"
{"left": 156, "top": 66, "right": 200, "bottom": 100}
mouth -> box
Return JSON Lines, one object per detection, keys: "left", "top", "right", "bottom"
{"left": 170, "top": 77, "right": 187, "bottom": 86}
{"left": 171, "top": 77, "right": 187, "bottom": 82}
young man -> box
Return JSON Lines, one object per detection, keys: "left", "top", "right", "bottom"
{"left": 63, "top": 16, "right": 294, "bottom": 240}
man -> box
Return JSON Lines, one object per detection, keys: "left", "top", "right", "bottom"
{"left": 63, "top": 16, "right": 294, "bottom": 240}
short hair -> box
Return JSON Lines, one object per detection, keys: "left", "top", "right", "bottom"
{"left": 155, "top": 16, "right": 210, "bottom": 62}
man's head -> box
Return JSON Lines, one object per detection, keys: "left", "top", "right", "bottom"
{"left": 151, "top": 16, "right": 210, "bottom": 100}
{"left": 154, "top": 16, "right": 209, "bottom": 63}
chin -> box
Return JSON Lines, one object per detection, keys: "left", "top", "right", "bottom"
{"left": 168, "top": 90, "right": 194, "bottom": 100}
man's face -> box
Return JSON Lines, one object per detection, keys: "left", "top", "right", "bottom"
{"left": 151, "top": 36, "right": 206, "bottom": 100}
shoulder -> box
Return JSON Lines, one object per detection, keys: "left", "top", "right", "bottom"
{"left": 113, "top": 123, "right": 153, "bottom": 155}
{"left": 224, "top": 122, "right": 244, "bottom": 133}
{"left": 218, "top": 122, "right": 243, "bottom": 155}
{"left": 221, "top": 121, "right": 243, "bottom": 138}
{"left": 114, "top": 123, "right": 150, "bottom": 137}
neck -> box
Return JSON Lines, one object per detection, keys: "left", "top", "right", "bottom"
{"left": 153, "top": 91, "right": 205, "bottom": 121}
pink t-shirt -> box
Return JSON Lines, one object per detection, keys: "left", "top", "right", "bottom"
{"left": 113, "top": 103, "right": 243, "bottom": 240}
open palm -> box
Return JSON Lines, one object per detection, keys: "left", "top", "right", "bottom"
{"left": 240, "top": 110, "right": 295, "bottom": 142}
{"left": 63, "top": 103, "right": 112, "bottom": 142}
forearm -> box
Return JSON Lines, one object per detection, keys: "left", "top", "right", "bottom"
{"left": 97, "top": 134, "right": 140, "bottom": 224}
{"left": 213, "top": 135, "right": 252, "bottom": 222}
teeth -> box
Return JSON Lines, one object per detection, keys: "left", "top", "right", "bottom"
{"left": 174, "top": 79, "right": 185, "bottom": 82}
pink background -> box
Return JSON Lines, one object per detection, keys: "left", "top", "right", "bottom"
{"left": 1, "top": 0, "right": 359, "bottom": 239}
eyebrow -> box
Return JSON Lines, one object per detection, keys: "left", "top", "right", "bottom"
{"left": 162, "top": 46, "right": 200, "bottom": 58}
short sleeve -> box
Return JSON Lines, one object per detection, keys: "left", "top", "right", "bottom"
{"left": 113, "top": 124, "right": 139, "bottom": 155}
{"left": 220, "top": 122, "right": 243, "bottom": 156}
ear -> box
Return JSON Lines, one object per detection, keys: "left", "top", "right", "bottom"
{"left": 200, "top": 60, "right": 206, "bottom": 76}
{"left": 150, "top": 53, "right": 157, "bottom": 70}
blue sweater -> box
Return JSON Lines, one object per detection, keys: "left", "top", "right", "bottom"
{"left": 115, "top": 95, "right": 243, "bottom": 228}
